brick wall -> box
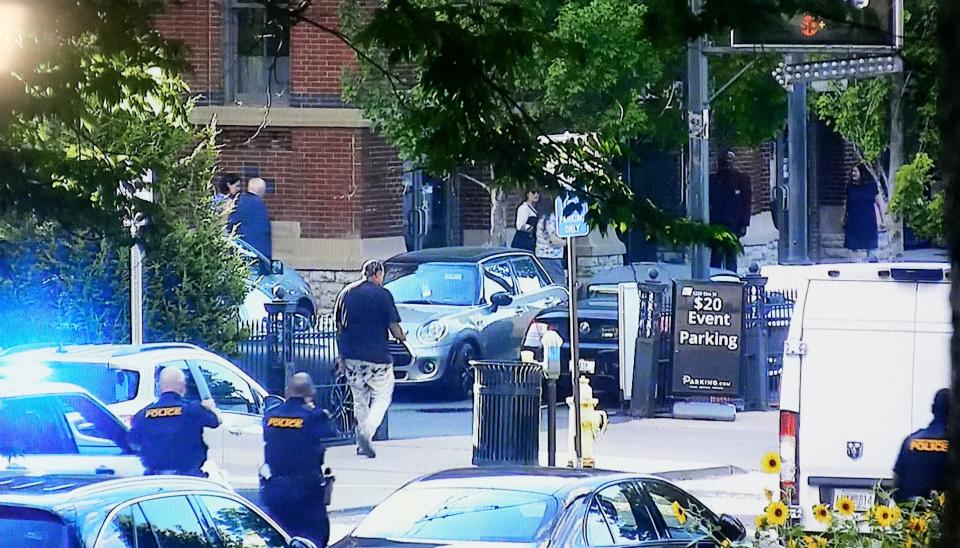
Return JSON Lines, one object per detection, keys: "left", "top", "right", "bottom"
{"left": 155, "top": 0, "right": 224, "bottom": 103}
{"left": 727, "top": 143, "right": 774, "bottom": 215}
{"left": 218, "top": 127, "right": 364, "bottom": 238}
{"left": 360, "top": 131, "right": 404, "bottom": 238}
{"left": 289, "top": 0, "right": 356, "bottom": 106}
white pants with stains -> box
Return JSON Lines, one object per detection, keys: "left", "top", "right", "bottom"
{"left": 343, "top": 359, "right": 394, "bottom": 443}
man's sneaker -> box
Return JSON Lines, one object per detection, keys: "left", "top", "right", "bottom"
{"left": 356, "top": 434, "right": 376, "bottom": 458}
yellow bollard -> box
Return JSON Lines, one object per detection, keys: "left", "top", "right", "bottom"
{"left": 566, "top": 376, "right": 608, "bottom": 468}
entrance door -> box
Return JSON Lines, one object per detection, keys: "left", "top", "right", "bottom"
{"left": 403, "top": 169, "right": 461, "bottom": 251}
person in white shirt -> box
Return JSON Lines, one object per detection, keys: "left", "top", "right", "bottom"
{"left": 536, "top": 209, "right": 566, "bottom": 283}
{"left": 511, "top": 189, "right": 539, "bottom": 251}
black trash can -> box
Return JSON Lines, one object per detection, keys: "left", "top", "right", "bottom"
{"left": 470, "top": 360, "right": 543, "bottom": 466}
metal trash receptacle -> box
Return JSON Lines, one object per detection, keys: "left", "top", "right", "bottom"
{"left": 470, "top": 360, "right": 543, "bottom": 466}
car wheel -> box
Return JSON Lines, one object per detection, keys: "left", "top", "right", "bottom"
{"left": 447, "top": 341, "right": 478, "bottom": 401}
{"left": 328, "top": 375, "right": 355, "bottom": 439}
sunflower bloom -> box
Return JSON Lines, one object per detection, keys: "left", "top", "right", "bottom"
{"left": 890, "top": 505, "right": 902, "bottom": 523}
{"left": 786, "top": 540, "right": 798, "bottom": 548}
{"left": 939, "top": 493, "right": 945, "bottom": 507}
{"left": 755, "top": 515, "right": 767, "bottom": 529}
{"left": 671, "top": 500, "right": 687, "bottom": 525}
{"left": 761, "top": 451, "right": 782, "bottom": 474}
{"left": 803, "top": 535, "right": 827, "bottom": 548}
{"left": 766, "top": 501, "right": 789, "bottom": 526}
{"left": 836, "top": 496, "right": 856, "bottom": 517}
{"left": 908, "top": 516, "right": 928, "bottom": 535}
{"left": 721, "top": 541, "right": 731, "bottom": 548}
{"left": 873, "top": 504, "right": 896, "bottom": 528}
{"left": 811, "top": 503, "right": 831, "bottom": 525}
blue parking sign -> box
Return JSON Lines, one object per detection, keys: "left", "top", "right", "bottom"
{"left": 555, "top": 195, "right": 589, "bottom": 238}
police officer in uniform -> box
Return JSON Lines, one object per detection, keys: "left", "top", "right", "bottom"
{"left": 893, "top": 388, "right": 950, "bottom": 502}
{"left": 261, "top": 372, "right": 336, "bottom": 547}
{"left": 128, "top": 367, "right": 222, "bottom": 476}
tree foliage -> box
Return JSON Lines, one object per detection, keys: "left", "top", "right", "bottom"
{"left": 888, "top": 152, "right": 943, "bottom": 241}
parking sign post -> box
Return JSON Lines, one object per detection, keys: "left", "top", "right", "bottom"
{"left": 556, "top": 195, "right": 590, "bottom": 468}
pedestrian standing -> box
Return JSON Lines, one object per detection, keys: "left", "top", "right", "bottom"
{"left": 214, "top": 173, "right": 241, "bottom": 206}
{"left": 893, "top": 388, "right": 950, "bottom": 502}
{"left": 127, "top": 367, "right": 221, "bottom": 477}
{"left": 261, "top": 372, "right": 336, "bottom": 547}
{"left": 510, "top": 189, "right": 539, "bottom": 251}
{"left": 536, "top": 208, "right": 566, "bottom": 284}
{"left": 843, "top": 165, "right": 886, "bottom": 258}
{"left": 334, "top": 259, "right": 404, "bottom": 458}
{"left": 227, "top": 177, "right": 273, "bottom": 259}
{"left": 709, "top": 150, "right": 752, "bottom": 271}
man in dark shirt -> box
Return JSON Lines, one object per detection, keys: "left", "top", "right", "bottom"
{"left": 894, "top": 388, "right": 950, "bottom": 502}
{"left": 128, "top": 367, "right": 222, "bottom": 476}
{"left": 227, "top": 177, "right": 273, "bottom": 259}
{"left": 261, "top": 372, "right": 335, "bottom": 547}
{"left": 709, "top": 150, "right": 752, "bottom": 271}
{"left": 334, "top": 259, "right": 404, "bottom": 458}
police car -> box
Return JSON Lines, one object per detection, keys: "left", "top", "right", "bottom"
{"left": 0, "top": 343, "right": 270, "bottom": 490}
{"left": 0, "top": 473, "right": 317, "bottom": 547}
{"left": 776, "top": 263, "right": 950, "bottom": 531}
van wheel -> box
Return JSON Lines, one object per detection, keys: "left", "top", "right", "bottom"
{"left": 447, "top": 342, "right": 478, "bottom": 401}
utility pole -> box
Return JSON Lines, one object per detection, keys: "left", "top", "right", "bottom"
{"left": 785, "top": 53, "right": 810, "bottom": 264}
{"left": 687, "top": 0, "right": 710, "bottom": 280}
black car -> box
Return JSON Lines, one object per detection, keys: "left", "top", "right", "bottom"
{"left": 331, "top": 466, "right": 746, "bottom": 547}
{"left": 524, "top": 263, "right": 739, "bottom": 401}
{"left": 0, "top": 473, "right": 316, "bottom": 547}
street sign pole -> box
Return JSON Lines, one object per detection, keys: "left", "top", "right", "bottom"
{"left": 566, "top": 236, "right": 582, "bottom": 469}
{"left": 130, "top": 243, "right": 144, "bottom": 346}
{"left": 688, "top": 0, "right": 710, "bottom": 281}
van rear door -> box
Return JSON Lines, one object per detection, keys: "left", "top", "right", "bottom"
{"left": 798, "top": 279, "right": 917, "bottom": 509}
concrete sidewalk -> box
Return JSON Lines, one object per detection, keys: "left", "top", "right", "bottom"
{"left": 326, "top": 409, "right": 778, "bottom": 513}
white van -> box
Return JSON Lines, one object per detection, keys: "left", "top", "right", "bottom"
{"left": 777, "top": 263, "right": 951, "bottom": 532}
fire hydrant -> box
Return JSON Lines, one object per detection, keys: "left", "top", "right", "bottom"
{"left": 566, "top": 376, "right": 608, "bottom": 468}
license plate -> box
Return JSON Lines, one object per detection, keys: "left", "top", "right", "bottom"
{"left": 833, "top": 489, "right": 874, "bottom": 512}
{"left": 578, "top": 359, "right": 596, "bottom": 374}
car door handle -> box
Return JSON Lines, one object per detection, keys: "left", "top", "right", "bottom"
{"left": 542, "top": 297, "right": 561, "bottom": 307}
{"left": 228, "top": 426, "right": 241, "bottom": 436}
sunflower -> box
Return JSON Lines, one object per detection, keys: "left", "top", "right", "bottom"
{"left": 835, "top": 496, "right": 856, "bottom": 517}
{"left": 766, "top": 501, "right": 789, "bottom": 526}
{"left": 890, "top": 505, "right": 902, "bottom": 523}
{"left": 764, "top": 488, "right": 774, "bottom": 502}
{"left": 804, "top": 535, "right": 827, "bottom": 548}
{"left": 721, "top": 541, "right": 731, "bottom": 548}
{"left": 755, "top": 515, "right": 767, "bottom": 529}
{"left": 761, "top": 451, "right": 782, "bottom": 474}
{"left": 786, "top": 540, "right": 798, "bottom": 548}
{"left": 671, "top": 500, "right": 687, "bottom": 525}
{"left": 938, "top": 493, "right": 946, "bottom": 507}
{"left": 908, "top": 516, "right": 928, "bottom": 535}
{"left": 872, "top": 504, "right": 898, "bottom": 528}
{"left": 811, "top": 503, "right": 832, "bottom": 525}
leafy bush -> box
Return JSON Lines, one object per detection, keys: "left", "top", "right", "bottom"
{"left": 889, "top": 152, "right": 944, "bottom": 242}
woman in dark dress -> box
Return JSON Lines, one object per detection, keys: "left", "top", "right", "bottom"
{"left": 510, "top": 189, "right": 539, "bottom": 251}
{"left": 844, "top": 165, "right": 886, "bottom": 252}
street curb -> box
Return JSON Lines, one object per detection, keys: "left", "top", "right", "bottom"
{"left": 654, "top": 465, "right": 746, "bottom": 482}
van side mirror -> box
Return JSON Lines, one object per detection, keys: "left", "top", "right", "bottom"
{"left": 264, "top": 395, "right": 285, "bottom": 412}
{"left": 489, "top": 292, "right": 513, "bottom": 312}
{"left": 718, "top": 513, "right": 746, "bottom": 541}
{"left": 270, "top": 259, "right": 284, "bottom": 275}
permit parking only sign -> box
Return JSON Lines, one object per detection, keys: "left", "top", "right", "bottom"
{"left": 672, "top": 281, "right": 745, "bottom": 397}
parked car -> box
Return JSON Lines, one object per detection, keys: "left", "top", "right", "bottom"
{"left": 383, "top": 247, "right": 568, "bottom": 398}
{"left": 779, "top": 263, "right": 950, "bottom": 531}
{"left": 523, "top": 262, "right": 739, "bottom": 400}
{"left": 331, "top": 466, "right": 746, "bottom": 547}
{"left": 0, "top": 343, "right": 272, "bottom": 490}
{"left": 234, "top": 238, "right": 317, "bottom": 322}
{"left": 0, "top": 472, "right": 317, "bottom": 547}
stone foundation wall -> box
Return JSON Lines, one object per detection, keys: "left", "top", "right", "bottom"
{"left": 578, "top": 254, "right": 624, "bottom": 278}
{"left": 303, "top": 270, "right": 357, "bottom": 314}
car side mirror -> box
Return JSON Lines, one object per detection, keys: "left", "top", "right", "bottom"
{"left": 264, "top": 395, "right": 285, "bottom": 412}
{"left": 270, "top": 259, "right": 284, "bottom": 275}
{"left": 288, "top": 538, "right": 318, "bottom": 548}
{"left": 718, "top": 513, "right": 746, "bottom": 541}
{"left": 489, "top": 292, "right": 513, "bottom": 312}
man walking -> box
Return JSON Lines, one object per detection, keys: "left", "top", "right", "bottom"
{"left": 334, "top": 259, "right": 404, "bottom": 458}
{"left": 893, "top": 388, "right": 950, "bottom": 502}
{"left": 709, "top": 150, "right": 752, "bottom": 271}
{"left": 128, "top": 367, "right": 221, "bottom": 476}
{"left": 227, "top": 177, "right": 273, "bottom": 259}
{"left": 261, "top": 372, "right": 335, "bottom": 547}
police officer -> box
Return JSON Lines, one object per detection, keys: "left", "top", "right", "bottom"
{"left": 261, "top": 372, "right": 336, "bottom": 547}
{"left": 128, "top": 367, "right": 222, "bottom": 476}
{"left": 893, "top": 388, "right": 950, "bottom": 502}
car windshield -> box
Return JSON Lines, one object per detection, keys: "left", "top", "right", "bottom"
{"left": 384, "top": 263, "right": 479, "bottom": 306}
{"left": 352, "top": 487, "right": 558, "bottom": 543}
{"left": 0, "top": 361, "right": 139, "bottom": 404}
{"left": 0, "top": 507, "right": 74, "bottom": 548}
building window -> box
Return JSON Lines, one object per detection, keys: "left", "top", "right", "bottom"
{"left": 228, "top": 1, "right": 290, "bottom": 105}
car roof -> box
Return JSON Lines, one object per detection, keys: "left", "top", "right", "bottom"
{"left": 405, "top": 467, "right": 656, "bottom": 498}
{"left": 388, "top": 246, "right": 525, "bottom": 265}
{"left": 0, "top": 343, "right": 207, "bottom": 366}
{"left": 587, "top": 262, "right": 738, "bottom": 287}
{"left": 0, "top": 381, "right": 94, "bottom": 399}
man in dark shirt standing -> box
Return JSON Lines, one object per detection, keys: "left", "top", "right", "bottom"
{"left": 227, "top": 177, "right": 273, "bottom": 259}
{"left": 894, "top": 388, "right": 950, "bottom": 502}
{"left": 334, "top": 259, "right": 404, "bottom": 458}
{"left": 261, "top": 372, "right": 335, "bottom": 547}
{"left": 709, "top": 150, "right": 752, "bottom": 271}
{"left": 128, "top": 367, "right": 222, "bottom": 476}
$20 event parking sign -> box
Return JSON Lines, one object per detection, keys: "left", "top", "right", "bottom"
{"left": 672, "top": 281, "right": 745, "bottom": 397}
